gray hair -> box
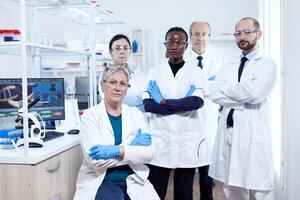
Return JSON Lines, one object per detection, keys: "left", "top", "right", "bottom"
{"left": 101, "top": 63, "right": 130, "bottom": 82}
{"left": 189, "top": 21, "right": 211, "bottom": 35}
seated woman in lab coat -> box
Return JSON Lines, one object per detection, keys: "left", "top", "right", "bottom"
{"left": 74, "top": 64, "right": 159, "bottom": 200}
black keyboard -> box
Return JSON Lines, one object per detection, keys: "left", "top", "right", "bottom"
{"left": 42, "top": 131, "right": 64, "bottom": 142}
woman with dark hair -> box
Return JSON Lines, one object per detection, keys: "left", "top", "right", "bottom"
{"left": 104, "top": 34, "right": 147, "bottom": 110}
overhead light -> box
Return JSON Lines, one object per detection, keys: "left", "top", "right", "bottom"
{"left": 67, "top": 8, "right": 90, "bottom": 18}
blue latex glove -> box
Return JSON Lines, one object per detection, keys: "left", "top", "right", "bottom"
{"left": 130, "top": 129, "right": 152, "bottom": 146}
{"left": 148, "top": 80, "right": 164, "bottom": 103}
{"left": 208, "top": 75, "right": 216, "bottom": 81}
{"left": 186, "top": 84, "right": 196, "bottom": 97}
{"left": 89, "top": 145, "right": 120, "bottom": 160}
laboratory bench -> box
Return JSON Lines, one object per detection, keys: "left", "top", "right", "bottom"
{"left": 0, "top": 134, "right": 83, "bottom": 200}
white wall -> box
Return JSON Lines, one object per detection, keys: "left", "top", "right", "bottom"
{"left": 101, "top": 0, "right": 258, "bottom": 36}
{"left": 0, "top": 0, "right": 259, "bottom": 74}
{"left": 282, "top": 0, "right": 300, "bottom": 199}
{"left": 98, "top": 0, "right": 259, "bottom": 69}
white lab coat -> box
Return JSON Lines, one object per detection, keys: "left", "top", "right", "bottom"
{"left": 208, "top": 49, "right": 277, "bottom": 190}
{"left": 144, "top": 59, "right": 211, "bottom": 168}
{"left": 184, "top": 48, "right": 223, "bottom": 153}
{"left": 74, "top": 101, "right": 159, "bottom": 200}
{"left": 123, "top": 67, "right": 148, "bottom": 110}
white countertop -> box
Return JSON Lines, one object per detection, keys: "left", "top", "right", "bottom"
{"left": 0, "top": 134, "right": 80, "bottom": 165}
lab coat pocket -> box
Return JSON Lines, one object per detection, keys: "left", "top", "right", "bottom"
{"left": 196, "top": 138, "right": 210, "bottom": 161}
{"left": 184, "top": 134, "right": 210, "bottom": 162}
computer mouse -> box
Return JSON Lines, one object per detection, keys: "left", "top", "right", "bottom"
{"left": 67, "top": 129, "right": 80, "bottom": 135}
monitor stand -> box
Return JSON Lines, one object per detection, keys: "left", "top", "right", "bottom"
{"left": 45, "top": 120, "right": 56, "bottom": 130}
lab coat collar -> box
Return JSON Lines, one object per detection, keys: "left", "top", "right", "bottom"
{"left": 188, "top": 47, "right": 212, "bottom": 69}
{"left": 242, "top": 47, "right": 260, "bottom": 61}
{"left": 99, "top": 100, "right": 114, "bottom": 137}
{"left": 99, "top": 100, "right": 135, "bottom": 143}
{"left": 190, "top": 47, "right": 209, "bottom": 60}
{"left": 239, "top": 48, "right": 264, "bottom": 79}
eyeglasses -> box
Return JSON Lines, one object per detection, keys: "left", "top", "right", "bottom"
{"left": 112, "top": 45, "right": 131, "bottom": 52}
{"left": 164, "top": 40, "right": 187, "bottom": 47}
{"left": 233, "top": 29, "right": 257, "bottom": 38}
{"left": 103, "top": 79, "right": 130, "bottom": 89}
{"left": 190, "top": 32, "right": 210, "bottom": 38}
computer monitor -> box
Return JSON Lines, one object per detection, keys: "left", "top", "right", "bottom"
{"left": 75, "top": 76, "right": 100, "bottom": 110}
{"left": 0, "top": 78, "right": 65, "bottom": 121}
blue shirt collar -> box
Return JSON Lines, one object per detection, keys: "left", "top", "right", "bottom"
{"left": 242, "top": 48, "right": 260, "bottom": 61}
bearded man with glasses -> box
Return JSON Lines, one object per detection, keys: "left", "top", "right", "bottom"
{"left": 208, "top": 17, "right": 277, "bottom": 200}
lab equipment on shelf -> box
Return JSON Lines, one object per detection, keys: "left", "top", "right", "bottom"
{"left": 0, "top": 29, "right": 21, "bottom": 42}
{"left": 132, "top": 40, "right": 138, "bottom": 53}
{"left": 0, "top": 128, "right": 23, "bottom": 149}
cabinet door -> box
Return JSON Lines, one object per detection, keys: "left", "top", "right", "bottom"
{"left": 0, "top": 164, "right": 35, "bottom": 200}
{"left": 36, "top": 151, "right": 69, "bottom": 200}
{"left": 68, "top": 145, "right": 83, "bottom": 199}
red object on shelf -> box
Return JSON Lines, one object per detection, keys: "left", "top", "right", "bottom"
{"left": 1, "top": 29, "right": 21, "bottom": 41}
{"left": 0, "top": 30, "right": 4, "bottom": 41}
{"left": 13, "top": 30, "right": 21, "bottom": 34}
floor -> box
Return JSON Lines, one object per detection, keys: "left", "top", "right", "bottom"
{"left": 165, "top": 170, "right": 226, "bottom": 200}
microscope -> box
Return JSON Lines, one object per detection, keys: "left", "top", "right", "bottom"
{"left": 15, "top": 98, "right": 46, "bottom": 148}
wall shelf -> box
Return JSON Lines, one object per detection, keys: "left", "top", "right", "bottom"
{"left": 13, "top": 0, "right": 88, "bottom": 7}
{"left": 0, "top": 42, "right": 91, "bottom": 56}
{"left": 211, "top": 36, "right": 235, "bottom": 42}
{"left": 13, "top": 0, "right": 124, "bottom": 25}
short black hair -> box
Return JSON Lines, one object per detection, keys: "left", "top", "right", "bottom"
{"left": 109, "top": 34, "right": 131, "bottom": 51}
{"left": 165, "top": 27, "right": 188, "bottom": 42}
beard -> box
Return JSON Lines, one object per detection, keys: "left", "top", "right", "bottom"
{"left": 237, "top": 37, "right": 257, "bottom": 51}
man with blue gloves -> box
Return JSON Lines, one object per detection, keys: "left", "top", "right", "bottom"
{"left": 143, "top": 27, "right": 210, "bottom": 200}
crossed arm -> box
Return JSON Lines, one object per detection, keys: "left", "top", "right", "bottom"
{"left": 143, "top": 80, "right": 204, "bottom": 115}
